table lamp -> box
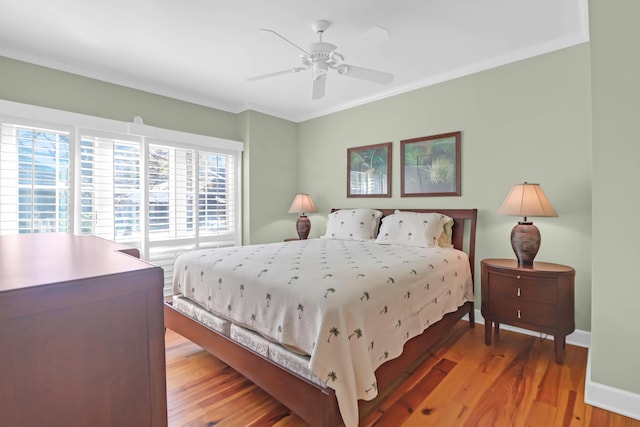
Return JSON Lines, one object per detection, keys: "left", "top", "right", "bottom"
{"left": 288, "top": 194, "right": 316, "bottom": 240}
{"left": 498, "top": 182, "right": 558, "bottom": 266}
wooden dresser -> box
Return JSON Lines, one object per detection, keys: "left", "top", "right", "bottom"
{"left": 0, "top": 233, "right": 167, "bottom": 427}
{"left": 481, "top": 258, "right": 575, "bottom": 364}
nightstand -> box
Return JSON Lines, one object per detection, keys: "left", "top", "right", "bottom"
{"left": 481, "top": 258, "right": 575, "bottom": 364}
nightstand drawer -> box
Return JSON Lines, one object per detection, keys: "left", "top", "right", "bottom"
{"left": 488, "top": 271, "right": 557, "bottom": 304}
{"left": 490, "top": 300, "right": 557, "bottom": 327}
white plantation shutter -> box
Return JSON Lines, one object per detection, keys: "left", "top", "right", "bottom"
{"left": 148, "top": 144, "right": 195, "bottom": 240}
{"left": 79, "top": 132, "right": 142, "bottom": 248}
{"left": 0, "top": 123, "right": 71, "bottom": 234}
{"left": 198, "top": 150, "right": 236, "bottom": 236}
{"left": 1, "top": 101, "right": 243, "bottom": 295}
{"left": 146, "top": 143, "right": 239, "bottom": 292}
{"left": 145, "top": 143, "right": 196, "bottom": 291}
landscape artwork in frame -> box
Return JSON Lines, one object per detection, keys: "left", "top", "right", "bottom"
{"left": 347, "top": 142, "right": 391, "bottom": 198}
{"left": 401, "top": 131, "right": 461, "bottom": 197}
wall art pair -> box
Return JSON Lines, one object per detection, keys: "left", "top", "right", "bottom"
{"left": 347, "top": 131, "right": 461, "bottom": 198}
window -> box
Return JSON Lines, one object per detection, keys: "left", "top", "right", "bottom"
{"left": 0, "top": 123, "right": 71, "bottom": 234}
{"left": 143, "top": 143, "right": 240, "bottom": 287}
{"left": 0, "top": 101, "right": 243, "bottom": 294}
{"left": 147, "top": 144, "right": 194, "bottom": 239}
{"left": 80, "top": 134, "right": 142, "bottom": 245}
{"left": 198, "top": 150, "right": 236, "bottom": 236}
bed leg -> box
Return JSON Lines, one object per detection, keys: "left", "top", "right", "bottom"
{"left": 467, "top": 302, "right": 475, "bottom": 328}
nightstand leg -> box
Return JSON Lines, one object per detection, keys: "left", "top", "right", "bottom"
{"left": 484, "top": 320, "right": 492, "bottom": 345}
{"left": 554, "top": 336, "right": 566, "bottom": 364}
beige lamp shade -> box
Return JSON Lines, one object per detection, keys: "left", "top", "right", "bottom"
{"left": 288, "top": 194, "right": 316, "bottom": 240}
{"left": 498, "top": 183, "right": 558, "bottom": 220}
{"left": 288, "top": 194, "right": 317, "bottom": 214}
{"left": 498, "top": 183, "right": 557, "bottom": 266}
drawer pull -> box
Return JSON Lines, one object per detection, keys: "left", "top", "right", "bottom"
{"left": 517, "top": 309, "right": 522, "bottom": 319}
{"left": 516, "top": 275, "right": 521, "bottom": 279}
{"left": 517, "top": 287, "right": 521, "bottom": 297}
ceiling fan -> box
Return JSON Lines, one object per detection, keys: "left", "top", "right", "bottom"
{"left": 248, "top": 20, "right": 394, "bottom": 100}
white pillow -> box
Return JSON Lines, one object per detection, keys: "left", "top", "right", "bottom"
{"left": 374, "top": 210, "right": 454, "bottom": 248}
{"left": 322, "top": 208, "right": 382, "bottom": 241}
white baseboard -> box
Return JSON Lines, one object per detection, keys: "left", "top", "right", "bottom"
{"left": 464, "top": 309, "right": 591, "bottom": 348}
{"left": 464, "top": 309, "right": 640, "bottom": 421}
{"left": 585, "top": 351, "right": 640, "bottom": 421}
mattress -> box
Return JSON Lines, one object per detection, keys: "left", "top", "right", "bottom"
{"left": 172, "top": 238, "right": 473, "bottom": 426}
{"left": 172, "top": 295, "right": 325, "bottom": 387}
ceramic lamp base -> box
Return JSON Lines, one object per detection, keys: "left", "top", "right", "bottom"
{"left": 296, "top": 215, "right": 311, "bottom": 240}
{"left": 510, "top": 221, "right": 541, "bottom": 266}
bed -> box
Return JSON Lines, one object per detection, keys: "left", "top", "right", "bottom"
{"left": 164, "top": 208, "right": 477, "bottom": 426}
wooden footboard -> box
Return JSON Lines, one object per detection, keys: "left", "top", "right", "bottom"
{"left": 164, "top": 299, "right": 473, "bottom": 426}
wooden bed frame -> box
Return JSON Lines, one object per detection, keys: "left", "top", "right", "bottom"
{"left": 164, "top": 208, "right": 478, "bottom": 426}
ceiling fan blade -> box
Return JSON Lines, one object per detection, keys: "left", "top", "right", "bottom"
{"left": 336, "top": 64, "right": 394, "bottom": 85}
{"left": 312, "top": 75, "right": 326, "bottom": 100}
{"left": 260, "top": 29, "right": 310, "bottom": 55}
{"left": 247, "top": 67, "right": 308, "bottom": 82}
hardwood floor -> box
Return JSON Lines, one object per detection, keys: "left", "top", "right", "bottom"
{"left": 165, "top": 321, "right": 640, "bottom": 427}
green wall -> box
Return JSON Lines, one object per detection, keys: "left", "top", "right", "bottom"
{"left": 0, "top": 56, "right": 240, "bottom": 140}
{"left": 238, "top": 110, "right": 298, "bottom": 244}
{"left": 297, "top": 44, "right": 593, "bottom": 332}
{"left": 590, "top": 0, "right": 640, "bottom": 395}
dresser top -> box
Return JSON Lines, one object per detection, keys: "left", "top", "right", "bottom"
{"left": 0, "top": 233, "right": 157, "bottom": 293}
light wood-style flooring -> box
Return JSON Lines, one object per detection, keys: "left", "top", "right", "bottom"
{"left": 165, "top": 321, "right": 640, "bottom": 426}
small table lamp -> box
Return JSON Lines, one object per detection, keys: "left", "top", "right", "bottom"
{"left": 498, "top": 182, "right": 558, "bottom": 266}
{"left": 288, "top": 194, "right": 317, "bottom": 240}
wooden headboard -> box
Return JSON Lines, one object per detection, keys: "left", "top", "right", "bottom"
{"left": 330, "top": 208, "right": 478, "bottom": 278}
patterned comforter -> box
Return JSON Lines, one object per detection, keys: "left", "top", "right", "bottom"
{"left": 172, "top": 238, "right": 473, "bottom": 427}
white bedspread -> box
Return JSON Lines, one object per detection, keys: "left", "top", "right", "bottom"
{"left": 172, "top": 238, "right": 473, "bottom": 427}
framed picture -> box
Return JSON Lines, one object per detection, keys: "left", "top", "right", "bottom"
{"left": 401, "top": 131, "right": 461, "bottom": 197}
{"left": 347, "top": 142, "right": 391, "bottom": 198}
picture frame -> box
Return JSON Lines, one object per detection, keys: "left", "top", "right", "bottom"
{"left": 401, "top": 131, "right": 461, "bottom": 197}
{"left": 347, "top": 142, "right": 391, "bottom": 198}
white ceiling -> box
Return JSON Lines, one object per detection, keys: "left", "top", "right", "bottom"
{"left": 0, "top": 0, "right": 589, "bottom": 123}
